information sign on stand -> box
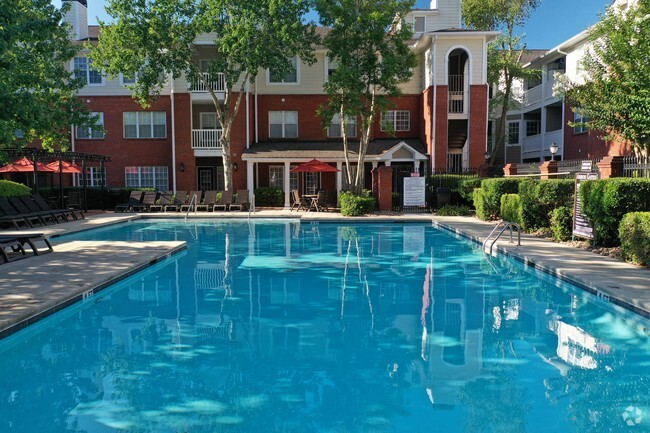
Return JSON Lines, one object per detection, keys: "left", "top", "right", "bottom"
{"left": 403, "top": 176, "right": 425, "bottom": 207}
{"left": 573, "top": 162, "right": 599, "bottom": 239}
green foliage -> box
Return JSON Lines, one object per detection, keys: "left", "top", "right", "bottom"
{"left": 0, "top": 180, "right": 31, "bottom": 197}
{"left": 436, "top": 204, "right": 471, "bottom": 216}
{"left": 459, "top": 178, "right": 484, "bottom": 205}
{"left": 316, "top": 0, "right": 417, "bottom": 193}
{"left": 581, "top": 178, "right": 650, "bottom": 246}
{"left": 518, "top": 179, "right": 574, "bottom": 231}
{"left": 0, "top": 0, "right": 95, "bottom": 148}
{"left": 500, "top": 194, "right": 523, "bottom": 225}
{"left": 254, "top": 187, "right": 284, "bottom": 206}
{"left": 340, "top": 190, "right": 376, "bottom": 216}
{"left": 472, "top": 178, "right": 521, "bottom": 220}
{"left": 550, "top": 206, "right": 573, "bottom": 242}
{"left": 563, "top": 0, "right": 650, "bottom": 158}
{"left": 427, "top": 174, "right": 480, "bottom": 207}
{"left": 619, "top": 212, "right": 650, "bottom": 266}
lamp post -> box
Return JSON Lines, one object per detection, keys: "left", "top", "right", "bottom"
{"left": 549, "top": 142, "right": 559, "bottom": 161}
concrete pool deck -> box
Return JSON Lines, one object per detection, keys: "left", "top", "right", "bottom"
{"left": 0, "top": 210, "right": 648, "bottom": 338}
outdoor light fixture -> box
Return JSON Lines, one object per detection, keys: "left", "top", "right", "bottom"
{"left": 549, "top": 142, "right": 559, "bottom": 161}
{"left": 484, "top": 151, "right": 490, "bottom": 161}
{"left": 179, "top": 163, "right": 185, "bottom": 172}
{"left": 232, "top": 162, "right": 238, "bottom": 172}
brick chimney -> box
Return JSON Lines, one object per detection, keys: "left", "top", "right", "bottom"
{"left": 63, "top": 0, "right": 89, "bottom": 41}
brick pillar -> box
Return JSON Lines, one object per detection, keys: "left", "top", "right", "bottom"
{"left": 376, "top": 166, "right": 393, "bottom": 212}
{"left": 478, "top": 163, "right": 490, "bottom": 178}
{"left": 539, "top": 160, "right": 558, "bottom": 180}
{"left": 371, "top": 167, "right": 379, "bottom": 198}
{"left": 503, "top": 163, "right": 518, "bottom": 177}
{"left": 469, "top": 85, "right": 489, "bottom": 168}
{"left": 597, "top": 156, "right": 625, "bottom": 179}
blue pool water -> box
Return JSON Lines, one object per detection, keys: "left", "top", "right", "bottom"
{"left": 1, "top": 219, "right": 649, "bottom": 433}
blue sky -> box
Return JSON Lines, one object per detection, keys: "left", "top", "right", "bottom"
{"left": 54, "top": 0, "right": 612, "bottom": 49}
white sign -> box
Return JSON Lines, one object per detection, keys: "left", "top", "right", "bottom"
{"left": 403, "top": 177, "right": 425, "bottom": 206}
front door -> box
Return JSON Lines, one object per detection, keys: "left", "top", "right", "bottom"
{"left": 197, "top": 166, "right": 214, "bottom": 191}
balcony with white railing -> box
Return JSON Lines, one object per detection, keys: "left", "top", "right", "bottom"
{"left": 192, "top": 129, "right": 223, "bottom": 156}
{"left": 522, "top": 129, "right": 564, "bottom": 160}
{"left": 448, "top": 74, "right": 467, "bottom": 114}
{"left": 523, "top": 85, "right": 542, "bottom": 107}
{"left": 522, "top": 134, "right": 542, "bottom": 157}
{"left": 189, "top": 72, "right": 226, "bottom": 93}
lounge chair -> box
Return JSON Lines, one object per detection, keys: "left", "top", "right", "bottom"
{"left": 196, "top": 190, "right": 217, "bottom": 211}
{"left": 115, "top": 191, "right": 144, "bottom": 212}
{"left": 0, "top": 234, "right": 53, "bottom": 263}
{"left": 181, "top": 191, "right": 202, "bottom": 212}
{"left": 290, "top": 189, "right": 308, "bottom": 211}
{"left": 167, "top": 191, "right": 186, "bottom": 212}
{"left": 229, "top": 190, "right": 250, "bottom": 212}
{"left": 138, "top": 191, "right": 159, "bottom": 211}
{"left": 32, "top": 194, "right": 82, "bottom": 221}
{"left": 150, "top": 191, "right": 172, "bottom": 212}
{"left": 67, "top": 191, "right": 83, "bottom": 212}
{"left": 15, "top": 196, "right": 60, "bottom": 225}
{"left": 213, "top": 191, "right": 232, "bottom": 211}
{"left": 1, "top": 196, "right": 45, "bottom": 227}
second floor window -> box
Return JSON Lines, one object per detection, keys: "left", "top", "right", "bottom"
{"left": 574, "top": 111, "right": 589, "bottom": 134}
{"left": 76, "top": 112, "right": 104, "bottom": 139}
{"left": 381, "top": 110, "right": 410, "bottom": 132}
{"left": 124, "top": 112, "right": 167, "bottom": 139}
{"left": 73, "top": 57, "right": 102, "bottom": 85}
{"left": 269, "top": 57, "right": 298, "bottom": 84}
{"left": 328, "top": 114, "right": 357, "bottom": 138}
{"left": 269, "top": 111, "right": 298, "bottom": 138}
{"left": 526, "top": 120, "right": 541, "bottom": 137}
{"left": 413, "top": 16, "right": 425, "bottom": 33}
{"left": 507, "top": 122, "right": 520, "bottom": 145}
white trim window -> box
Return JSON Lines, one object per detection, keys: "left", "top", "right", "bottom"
{"left": 269, "top": 111, "right": 298, "bottom": 138}
{"left": 413, "top": 16, "right": 425, "bottom": 33}
{"left": 526, "top": 120, "right": 541, "bottom": 137}
{"left": 506, "top": 121, "right": 520, "bottom": 145}
{"left": 76, "top": 112, "right": 104, "bottom": 139}
{"left": 381, "top": 110, "right": 410, "bottom": 132}
{"left": 120, "top": 72, "right": 138, "bottom": 85}
{"left": 269, "top": 166, "right": 284, "bottom": 189}
{"left": 328, "top": 113, "right": 357, "bottom": 138}
{"left": 268, "top": 56, "right": 299, "bottom": 84}
{"left": 124, "top": 111, "right": 167, "bottom": 138}
{"left": 325, "top": 57, "right": 338, "bottom": 80}
{"left": 76, "top": 166, "right": 106, "bottom": 187}
{"left": 73, "top": 57, "right": 103, "bottom": 85}
{"left": 125, "top": 166, "right": 169, "bottom": 190}
{"left": 573, "top": 111, "right": 588, "bottom": 134}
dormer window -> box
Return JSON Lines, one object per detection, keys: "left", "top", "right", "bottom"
{"left": 413, "top": 16, "right": 425, "bottom": 33}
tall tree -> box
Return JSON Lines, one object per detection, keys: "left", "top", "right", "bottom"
{"left": 91, "top": 0, "right": 318, "bottom": 191}
{"left": 563, "top": 0, "right": 650, "bottom": 162}
{"left": 316, "top": 0, "right": 417, "bottom": 194}
{"left": 462, "top": 0, "right": 540, "bottom": 166}
{"left": 0, "top": 0, "right": 94, "bottom": 151}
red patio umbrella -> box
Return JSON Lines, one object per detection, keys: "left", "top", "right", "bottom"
{"left": 290, "top": 159, "right": 340, "bottom": 173}
{"left": 45, "top": 160, "right": 83, "bottom": 174}
{"left": 0, "top": 156, "right": 55, "bottom": 173}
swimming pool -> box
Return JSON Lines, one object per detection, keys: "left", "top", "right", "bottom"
{"left": 1, "top": 219, "right": 648, "bottom": 432}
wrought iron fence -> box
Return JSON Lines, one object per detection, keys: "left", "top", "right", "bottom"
{"left": 623, "top": 155, "right": 650, "bottom": 178}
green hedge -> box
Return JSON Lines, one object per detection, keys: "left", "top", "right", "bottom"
{"left": 436, "top": 204, "right": 471, "bottom": 216}
{"left": 581, "top": 178, "right": 650, "bottom": 246}
{"left": 427, "top": 174, "right": 481, "bottom": 207}
{"left": 0, "top": 180, "right": 31, "bottom": 197}
{"left": 340, "top": 190, "right": 376, "bottom": 216}
{"left": 518, "top": 180, "right": 575, "bottom": 231}
{"left": 473, "top": 178, "right": 521, "bottom": 221}
{"left": 619, "top": 212, "right": 650, "bottom": 266}
{"left": 550, "top": 206, "right": 573, "bottom": 242}
{"left": 500, "top": 194, "right": 523, "bottom": 226}
{"left": 459, "top": 178, "right": 483, "bottom": 206}
{"left": 254, "top": 187, "right": 284, "bottom": 206}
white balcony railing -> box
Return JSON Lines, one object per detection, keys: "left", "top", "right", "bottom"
{"left": 522, "top": 134, "right": 542, "bottom": 156}
{"left": 523, "top": 85, "right": 542, "bottom": 107}
{"left": 522, "top": 129, "right": 564, "bottom": 158}
{"left": 448, "top": 74, "right": 467, "bottom": 114}
{"left": 192, "top": 129, "right": 223, "bottom": 149}
{"left": 189, "top": 72, "right": 226, "bottom": 92}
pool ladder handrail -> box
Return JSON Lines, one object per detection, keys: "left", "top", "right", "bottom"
{"left": 184, "top": 193, "right": 198, "bottom": 222}
{"left": 483, "top": 220, "right": 521, "bottom": 255}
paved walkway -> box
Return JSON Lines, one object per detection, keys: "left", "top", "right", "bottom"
{"left": 1, "top": 210, "right": 648, "bottom": 338}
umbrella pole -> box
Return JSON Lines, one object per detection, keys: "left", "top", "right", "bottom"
{"left": 59, "top": 160, "right": 64, "bottom": 209}
{"left": 33, "top": 155, "right": 38, "bottom": 195}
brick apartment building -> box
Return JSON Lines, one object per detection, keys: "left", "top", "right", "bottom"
{"left": 61, "top": 0, "right": 496, "bottom": 207}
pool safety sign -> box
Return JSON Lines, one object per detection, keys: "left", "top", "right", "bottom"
{"left": 573, "top": 169, "right": 599, "bottom": 239}
{"left": 403, "top": 176, "right": 425, "bottom": 206}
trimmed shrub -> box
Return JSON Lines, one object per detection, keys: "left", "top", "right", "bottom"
{"left": 518, "top": 179, "right": 574, "bottom": 231}
{"left": 500, "top": 194, "right": 523, "bottom": 226}
{"left": 619, "top": 212, "right": 650, "bottom": 266}
{"left": 254, "top": 187, "right": 284, "bottom": 206}
{"left": 473, "top": 178, "right": 521, "bottom": 221}
{"left": 550, "top": 206, "right": 573, "bottom": 242}
{"left": 436, "top": 204, "right": 471, "bottom": 216}
{"left": 459, "top": 178, "right": 483, "bottom": 206}
{"left": 581, "top": 178, "right": 650, "bottom": 246}
{"left": 0, "top": 180, "right": 31, "bottom": 197}
{"left": 340, "top": 190, "right": 376, "bottom": 216}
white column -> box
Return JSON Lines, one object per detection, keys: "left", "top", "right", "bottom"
{"left": 336, "top": 162, "right": 342, "bottom": 206}
{"left": 246, "top": 161, "right": 254, "bottom": 192}
{"left": 284, "top": 161, "right": 291, "bottom": 209}
{"left": 371, "top": 161, "right": 378, "bottom": 169}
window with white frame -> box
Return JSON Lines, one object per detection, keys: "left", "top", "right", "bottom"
{"left": 269, "top": 166, "right": 285, "bottom": 189}
{"left": 381, "top": 110, "right": 410, "bottom": 132}
{"left": 326, "top": 57, "right": 338, "bottom": 79}
{"left": 526, "top": 120, "right": 541, "bottom": 136}
{"left": 124, "top": 112, "right": 167, "bottom": 138}
{"left": 290, "top": 170, "right": 299, "bottom": 192}
{"left": 76, "top": 166, "right": 106, "bottom": 187}
{"left": 305, "top": 172, "right": 319, "bottom": 195}
{"left": 507, "top": 122, "right": 520, "bottom": 145}
{"left": 573, "top": 111, "right": 588, "bottom": 134}
{"left": 269, "top": 56, "right": 298, "bottom": 83}
{"left": 120, "top": 71, "right": 138, "bottom": 85}
{"left": 328, "top": 113, "right": 357, "bottom": 138}
{"left": 413, "top": 16, "right": 425, "bottom": 33}
{"left": 269, "top": 111, "right": 298, "bottom": 138}
{"left": 76, "top": 112, "right": 104, "bottom": 139}
{"left": 73, "top": 57, "right": 102, "bottom": 85}
{"left": 125, "top": 166, "right": 169, "bottom": 190}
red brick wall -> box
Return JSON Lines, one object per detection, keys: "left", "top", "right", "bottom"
{"left": 469, "top": 85, "right": 488, "bottom": 168}
{"left": 434, "top": 85, "right": 449, "bottom": 169}
{"left": 173, "top": 93, "right": 195, "bottom": 191}
{"left": 563, "top": 106, "right": 631, "bottom": 160}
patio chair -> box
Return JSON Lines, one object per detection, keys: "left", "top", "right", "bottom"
{"left": 139, "top": 191, "right": 159, "bottom": 211}
{"left": 16, "top": 196, "right": 60, "bottom": 225}
{"left": 0, "top": 234, "right": 53, "bottom": 264}
{"left": 315, "top": 190, "right": 329, "bottom": 212}
{"left": 213, "top": 191, "right": 232, "bottom": 211}
{"left": 229, "top": 190, "right": 250, "bottom": 212}
{"left": 3, "top": 196, "right": 46, "bottom": 227}
{"left": 166, "top": 191, "right": 186, "bottom": 212}
{"left": 196, "top": 190, "right": 217, "bottom": 211}
{"left": 290, "top": 189, "right": 309, "bottom": 211}
{"left": 181, "top": 191, "right": 202, "bottom": 212}
{"left": 115, "top": 191, "right": 144, "bottom": 212}
{"left": 0, "top": 198, "right": 32, "bottom": 229}
{"left": 67, "top": 191, "right": 83, "bottom": 212}
{"left": 32, "top": 194, "right": 82, "bottom": 221}
{"left": 149, "top": 191, "right": 173, "bottom": 212}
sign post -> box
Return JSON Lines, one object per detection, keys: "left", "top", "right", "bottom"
{"left": 573, "top": 162, "right": 599, "bottom": 239}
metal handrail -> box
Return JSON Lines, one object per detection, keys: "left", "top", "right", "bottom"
{"left": 184, "top": 193, "right": 197, "bottom": 222}
{"left": 483, "top": 220, "right": 521, "bottom": 255}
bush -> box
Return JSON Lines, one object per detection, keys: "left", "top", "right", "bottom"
{"left": 0, "top": 180, "right": 31, "bottom": 197}
{"left": 500, "top": 194, "right": 523, "bottom": 226}
{"left": 581, "top": 178, "right": 650, "bottom": 246}
{"left": 518, "top": 179, "right": 575, "bottom": 231}
{"left": 436, "top": 204, "right": 471, "bottom": 216}
{"left": 459, "top": 178, "right": 483, "bottom": 206}
{"left": 427, "top": 174, "right": 481, "bottom": 207}
{"left": 340, "top": 190, "right": 376, "bottom": 216}
{"left": 619, "top": 212, "right": 650, "bottom": 266}
{"left": 473, "top": 178, "right": 521, "bottom": 221}
{"left": 550, "top": 206, "right": 573, "bottom": 242}
{"left": 254, "top": 187, "right": 284, "bottom": 206}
